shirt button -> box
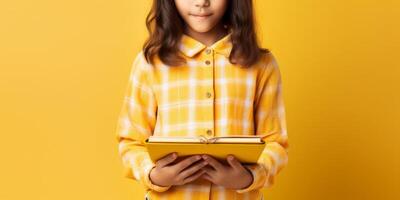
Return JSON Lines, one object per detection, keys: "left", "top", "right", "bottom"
{"left": 206, "top": 92, "right": 212, "bottom": 98}
{"left": 205, "top": 60, "right": 211, "bottom": 65}
{"left": 205, "top": 49, "right": 211, "bottom": 54}
{"left": 206, "top": 129, "right": 212, "bottom": 135}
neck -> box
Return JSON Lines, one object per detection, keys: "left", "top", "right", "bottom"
{"left": 184, "top": 23, "right": 229, "bottom": 47}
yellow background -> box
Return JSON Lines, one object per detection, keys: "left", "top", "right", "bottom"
{"left": 1, "top": 0, "right": 399, "bottom": 199}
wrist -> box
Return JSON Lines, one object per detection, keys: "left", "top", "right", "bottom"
{"left": 241, "top": 167, "right": 254, "bottom": 189}
{"left": 149, "top": 166, "right": 160, "bottom": 185}
{"left": 149, "top": 166, "right": 170, "bottom": 187}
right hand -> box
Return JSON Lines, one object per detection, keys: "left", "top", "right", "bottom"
{"left": 149, "top": 152, "right": 208, "bottom": 187}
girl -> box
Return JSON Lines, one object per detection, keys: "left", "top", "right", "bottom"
{"left": 115, "top": 0, "right": 289, "bottom": 199}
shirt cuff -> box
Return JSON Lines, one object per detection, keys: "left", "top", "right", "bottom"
{"left": 235, "top": 164, "right": 268, "bottom": 194}
{"left": 142, "top": 163, "right": 172, "bottom": 192}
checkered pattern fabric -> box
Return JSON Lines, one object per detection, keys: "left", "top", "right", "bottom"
{"left": 115, "top": 32, "right": 289, "bottom": 200}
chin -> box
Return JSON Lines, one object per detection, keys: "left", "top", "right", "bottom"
{"left": 188, "top": 25, "right": 214, "bottom": 33}
{"left": 192, "top": 28, "right": 213, "bottom": 33}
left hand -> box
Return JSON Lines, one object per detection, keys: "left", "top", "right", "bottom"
{"left": 199, "top": 154, "right": 253, "bottom": 190}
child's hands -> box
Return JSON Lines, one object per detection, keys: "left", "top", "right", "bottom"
{"left": 199, "top": 154, "right": 254, "bottom": 190}
{"left": 149, "top": 152, "right": 208, "bottom": 187}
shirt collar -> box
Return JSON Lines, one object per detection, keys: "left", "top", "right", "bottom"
{"left": 178, "top": 31, "right": 233, "bottom": 58}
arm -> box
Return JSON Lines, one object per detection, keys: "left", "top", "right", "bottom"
{"left": 236, "top": 53, "right": 290, "bottom": 193}
{"left": 115, "top": 52, "right": 171, "bottom": 192}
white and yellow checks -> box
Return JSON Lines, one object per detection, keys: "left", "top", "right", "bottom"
{"left": 115, "top": 31, "right": 289, "bottom": 200}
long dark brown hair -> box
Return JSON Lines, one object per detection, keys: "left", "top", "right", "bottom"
{"left": 143, "top": 0, "right": 269, "bottom": 68}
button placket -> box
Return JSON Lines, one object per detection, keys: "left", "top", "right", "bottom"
{"left": 204, "top": 48, "right": 212, "bottom": 66}
{"left": 203, "top": 47, "right": 214, "bottom": 137}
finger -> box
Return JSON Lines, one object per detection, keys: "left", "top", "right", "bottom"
{"left": 182, "top": 168, "right": 206, "bottom": 184}
{"left": 175, "top": 155, "right": 203, "bottom": 171}
{"left": 156, "top": 152, "right": 178, "bottom": 167}
{"left": 200, "top": 173, "right": 214, "bottom": 183}
{"left": 201, "top": 166, "right": 217, "bottom": 177}
{"left": 201, "top": 165, "right": 217, "bottom": 176}
{"left": 226, "top": 154, "right": 243, "bottom": 170}
{"left": 179, "top": 160, "right": 208, "bottom": 179}
{"left": 202, "top": 155, "right": 224, "bottom": 171}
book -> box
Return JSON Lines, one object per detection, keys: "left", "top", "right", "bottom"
{"left": 145, "top": 135, "right": 266, "bottom": 164}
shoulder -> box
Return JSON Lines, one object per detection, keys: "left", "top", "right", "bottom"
{"left": 131, "top": 50, "right": 158, "bottom": 72}
{"left": 255, "top": 50, "right": 280, "bottom": 76}
{"left": 132, "top": 51, "right": 149, "bottom": 68}
{"left": 260, "top": 50, "right": 278, "bottom": 68}
{"left": 133, "top": 50, "right": 165, "bottom": 70}
{"left": 128, "top": 50, "right": 157, "bottom": 82}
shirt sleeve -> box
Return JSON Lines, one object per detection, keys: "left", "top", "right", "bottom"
{"left": 115, "top": 51, "right": 172, "bottom": 193}
{"left": 236, "top": 53, "right": 289, "bottom": 194}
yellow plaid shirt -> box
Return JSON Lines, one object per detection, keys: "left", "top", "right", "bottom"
{"left": 115, "top": 32, "right": 289, "bottom": 200}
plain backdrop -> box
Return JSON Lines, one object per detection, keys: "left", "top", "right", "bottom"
{"left": 0, "top": 0, "right": 399, "bottom": 199}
